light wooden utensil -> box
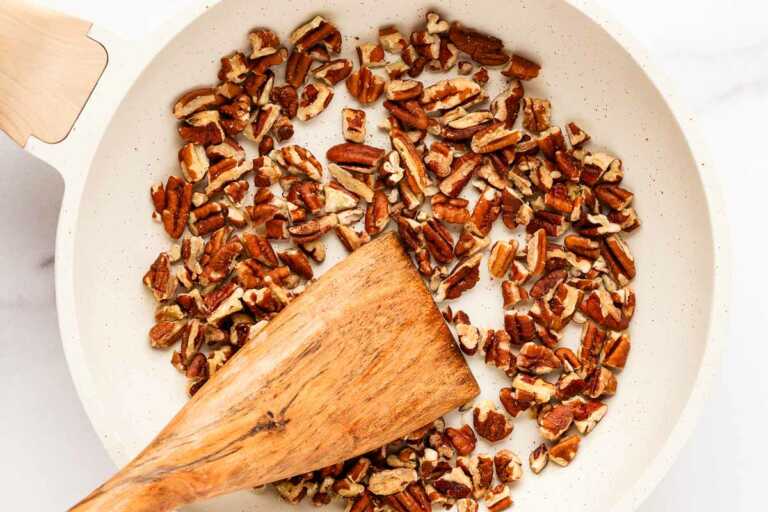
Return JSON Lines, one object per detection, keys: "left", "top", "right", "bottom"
{"left": 70, "top": 232, "right": 479, "bottom": 512}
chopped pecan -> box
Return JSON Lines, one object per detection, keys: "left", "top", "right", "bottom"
{"left": 357, "top": 42, "right": 387, "bottom": 67}
{"left": 327, "top": 142, "right": 386, "bottom": 173}
{"left": 199, "top": 238, "right": 243, "bottom": 286}
{"left": 448, "top": 22, "right": 508, "bottom": 66}
{"left": 248, "top": 28, "right": 279, "bottom": 59}
{"left": 379, "top": 26, "right": 408, "bottom": 53}
{"left": 327, "top": 164, "right": 374, "bottom": 202}
{"left": 473, "top": 400, "right": 513, "bottom": 442}
{"left": 488, "top": 240, "right": 517, "bottom": 279}
{"left": 456, "top": 498, "right": 479, "bottom": 512}
{"left": 472, "top": 67, "right": 489, "bottom": 85}
{"left": 324, "top": 182, "right": 358, "bottom": 213}
{"left": 385, "top": 60, "right": 410, "bottom": 79}
{"left": 342, "top": 108, "right": 366, "bottom": 143}
{"left": 603, "top": 331, "right": 631, "bottom": 370}
{"left": 584, "top": 366, "right": 618, "bottom": 399}
{"left": 270, "top": 84, "right": 299, "bottom": 119}
{"left": 470, "top": 122, "right": 522, "bottom": 154}
{"left": 445, "top": 425, "right": 477, "bottom": 456}
{"left": 601, "top": 235, "right": 636, "bottom": 285}
{"left": 422, "top": 217, "right": 454, "bottom": 264}
{"left": 242, "top": 233, "right": 278, "bottom": 267}
{"left": 421, "top": 77, "right": 484, "bottom": 113}
{"left": 530, "top": 269, "right": 568, "bottom": 299}
{"left": 312, "top": 58, "right": 353, "bottom": 86}
{"left": 178, "top": 143, "right": 210, "bottom": 183}
{"left": 275, "top": 145, "right": 323, "bottom": 181}
{"left": 206, "top": 157, "right": 252, "bottom": 195}
{"left": 499, "top": 387, "right": 532, "bottom": 417}
{"left": 608, "top": 207, "right": 641, "bottom": 232}
{"left": 384, "top": 100, "right": 429, "bottom": 130}
{"left": 435, "top": 253, "right": 482, "bottom": 301}
{"left": 189, "top": 201, "right": 227, "bottom": 236}
{"left": 512, "top": 373, "right": 554, "bottom": 404}
{"left": 458, "top": 454, "right": 494, "bottom": 499}
{"left": 502, "top": 54, "right": 540, "bottom": 80}
{"left": 433, "top": 467, "right": 473, "bottom": 499}
{"left": 178, "top": 110, "right": 225, "bottom": 146}
{"left": 368, "top": 468, "right": 418, "bottom": 496}
{"left": 218, "top": 51, "right": 249, "bottom": 83}
{"left": 160, "top": 176, "right": 193, "bottom": 239}
{"left": 173, "top": 88, "right": 219, "bottom": 119}
{"left": 288, "top": 214, "right": 338, "bottom": 244}
{"left": 289, "top": 16, "right": 340, "bottom": 54}
{"left": 205, "top": 283, "right": 244, "bottom": 324}
{"left": 297, "top": 82, "right": 334, "bottom": 121}
{"left": 529, "top": 443, "right": 549, "bottom": 474}
{"left": 346, "top": 66, "right": 385, "bottom": 104}
{"left": 278, "top": 248, "right": 313, "bottom": 280}
{"left": 424, "top": 142, "right": 454, "bottom": 178}
{"left": 431, "top": 194, "right": 470, "bottom": 224}
{"left": 482, "top": 329, "right": 515, "bottom": 375}
{"left": 500, "top": 187, "right": 532, "bottom": 229}
{"left": 564, "top": 395, "right": 608, "bottom": 435}
{"left": 335, "top": 225, "right": 370, "bottom": 252}
{"left": 431, "top": 39, "right": 460, "bottom": 71}
{"left": 526, "top": 228, "right": 548, "bottom": 276}
{"left": 143, "top": 252, "right": 178, "bottom": 302}
{"left": 285, "top": 49, "right": 313, "bottom": 89}
{"left": 517, "top": 342, "right": 561, "bottom": 375}
{"left": 494, "top": 450, "right": 522, "bottom": 483}
{"left": 579, "top": 287, "right": 631, "bottom": 330}
{"left": 501, "top": 281, "right": 529, "bottom": 309}
{"left": 439, "top": 152, "right": 482, "bottom": 197}
{"left": 521, "top": 97, "right": 551, "bottom": 133}
{"left": 484, "top": 484, "right": 512, "bottom": 512}
{"left": 567, "top": 121, "right": 590, "bottom": 147}
{"left": 538, "top": 403, "right": 574, "bottom": 441}
{"left": 549, "top": 434, "right": 580, "bottom": 466}
{"left": 581, "top": 152, "right": 622, "bottom": 186}
{"left": 491, "top": 80, "right": 524, "bottom": 128}
{"left": 391, "top": 129, "right": 431, "bottom": 198}
{"left": 504, "top": 311, "right": 536, "bottom": 345}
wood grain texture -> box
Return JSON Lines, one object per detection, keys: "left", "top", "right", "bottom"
{"left": 0, "top": 1, "right": 107, "bottom": 146}
{"left": 70, "top": 233, "right": 479, "bottom": 512}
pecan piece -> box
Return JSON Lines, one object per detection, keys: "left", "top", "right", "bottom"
{"left": 275, "top": 145, "right": 323, "bottom": 181}
{"left": 526, "top": 228, "right": 548, "bottom": 276}
{"left": 143, "top": 252, "right": 177, "bottom": 302}
{"left": 368, "top": 468, "right": 418, "bottom": 496}
{"left": 529, "top": 443, "right": 549, "bottom": 474}
{"left": 603, "top": 331, "right": 631, "bottom": 370}
{"left": 499, "top": 387, "right": 533, "bottom": 418}
{"left": 549, "top": 434, "right": 580, "bottom": 466}
{"left": 173, "top": 88, "right": 219, "bottom": 119}
{"left": 384, "top": 100, "right": 429, "bottom": 130}
{"left": 501, "top": 187, "right": 533, "bottom": 229}
{"left": 517, "top": 342, "right": 561, "bottom": 375}
{"left": 288, "top": 214, "right": 338, "bottom": 244}
{"left": 199, "top": 238, "right": 243, "bottom": 286}
{"left": 435, "top": 253, "right": 482, "bottom": 301}
{"left": 521, "top": 97, "right": 551, "bottom": 133}
{"left": 439, "top": 152, "right": 482, "bottom": 197}
{"left": 470, "top": 122, "right": 523, "bottom": 154}
{"left": 502, "top": 54, "right": 541, "bottom": 80}
{"left": 501, "top": 281, "right": 529, "bottom": 309}
{"left": 312, "top": 58, "right": 353, "bottom": 86}
{"left": 488, "top": 240, "right": 517, "bottom": 278}
{"left": 423, "top": 217, "right": 454, "bottom": 264}
{"left": 327, "top": 142, "right": 386, "bottom": 173}
{"left": 386, "top": 79, "right": 424, "bottom": 101}
{"left": 455, "top": 321, "right": 481, "bottom": 355}
{"left": 242, "top": 233, "right": 278, "bottom": 267}
{"left": 346, "top": 66, "right": 385, "bottom": 104}
{"left": 530, "top": 269, "right": 568, "bottom": 299}
{"left": 538, "top": 403, "right": 574, "bottom": 441}
{"left": 324, "top": 182, "right": 358, "bottom": 213}
{"left": 421, "top": 77, "right": 484, "bottom": 113}
{"left": 424, "top": 142, "right": 454, "bottom": 178}
{"left": 379, "top": 26, "right": 408, "bottom": 53}
{"left": 445, "top": 425, "right": 477, "bottom": 456}
{"left": 433, "top": 467, "right": 473, "bottom": 499}
{"left": 485, "top": 484, "right": 513, "bottom": 512}
{"left": 482, "top": 329, "right": 515, "bottom": 375}
{"left": 447, "top": 22, "right": 509, "bottom": 66}
{"left": 357, "top": 42, "right": 387, "bottom": 67}
{"left": 491, "top": 80, "right": 524, "bottom": 127}
{"left": 567, "top": 121, "right": 590, "bottom": 147}
{"left": 432, "top": 194, "right": 470, "bottom": 225}
{"left": 189, "top": 201, "right": 227, "bottom": 236}
{"left": 391, "top": 128, "right": 431, "bottom": 198}
{"left": 149, "top": 320, "right": 185, "bottom": 348}
{"left": 297, "top": 82, "right": 334, "bottom": 121}
{"left": 564, "top": 395, "right": 608, "bottom": 435}
{"left": 218, "top": 52, "right": 249, "bottom": 83}
{"left": 473, "top": 400, "right": 513, "bottom": 442}
{"left": 178, "top": 143, "right": 210, "bottom": 183}
{"left": 328, "top": 163, "right": 374, "bottom": 202}
{"left": 289, "top": 16, "right": 340, "bottom": 54}
{"left": 601, "top": 234, "right": 636, "bottom": 285}
{"left": 342, "top": 108, "right": 366, "bottom": 143}
{"left": 178, "top": 110, "right": 224, "bottom": 146}
{"left": 456, "top": 498, "right": 479, "bottom": 512}
{"left": 270, "top": 84, "right": 299, "bottom": 119}
{"left": 504, "top": 311, "right": 536, "bottom": 345}
{"left": 161, "top": 176, "right": 193, "bottom": 239}
{"left": 494, "top": 450, "right": 522, "bottom": 483}
{"left": 512, "top": 374, "right": 555, "bottom": 404}
{"left": 278, "top": 248, "right": 313, "bottom": 280}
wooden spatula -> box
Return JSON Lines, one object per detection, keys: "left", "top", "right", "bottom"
{"left": 71, "top": 232, "right": 479, "bottom": 512}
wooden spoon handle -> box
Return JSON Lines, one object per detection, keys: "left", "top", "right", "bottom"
{"left": 0, "top": 1, "right": 107, "bottom": 146}
{"left": 69, "top": 474, "right": 180, "bottom": 512}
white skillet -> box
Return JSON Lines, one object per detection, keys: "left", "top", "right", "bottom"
{"left": 0, "top": 0, "right": 729, "bottom": 510}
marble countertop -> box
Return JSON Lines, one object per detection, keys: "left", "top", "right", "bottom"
{"left": 1, "top": 0, "right": 766, "bottom": 509}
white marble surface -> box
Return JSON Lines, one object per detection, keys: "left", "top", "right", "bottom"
{"left": 1, "top": 0, "right": 766, "bottom": 510}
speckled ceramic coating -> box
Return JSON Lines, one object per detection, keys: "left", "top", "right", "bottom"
{"left": 27, "top": 1, "right": 729, "bottom": 511}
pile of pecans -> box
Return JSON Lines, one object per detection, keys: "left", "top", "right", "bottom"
{"left": 144, "top": 10, "right": 639, "bottom": 511}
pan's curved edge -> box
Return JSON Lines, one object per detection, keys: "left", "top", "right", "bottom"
{"left": 51, "top": 0, "right": 227, "bottom": 472}
{"left": 563, "top": 1, "right": 730, "bottom": 511}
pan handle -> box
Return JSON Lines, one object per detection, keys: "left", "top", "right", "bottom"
{"left": 0, "top": 0, "right": 107, "bottom": 147}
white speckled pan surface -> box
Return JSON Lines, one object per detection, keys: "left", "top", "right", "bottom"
{"left": 26, "top": 0, "right": 728, "bottom": 510}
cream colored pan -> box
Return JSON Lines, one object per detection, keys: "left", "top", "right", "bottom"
{"left": 0, "top": 0, "right": 729, "bottom": 510}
